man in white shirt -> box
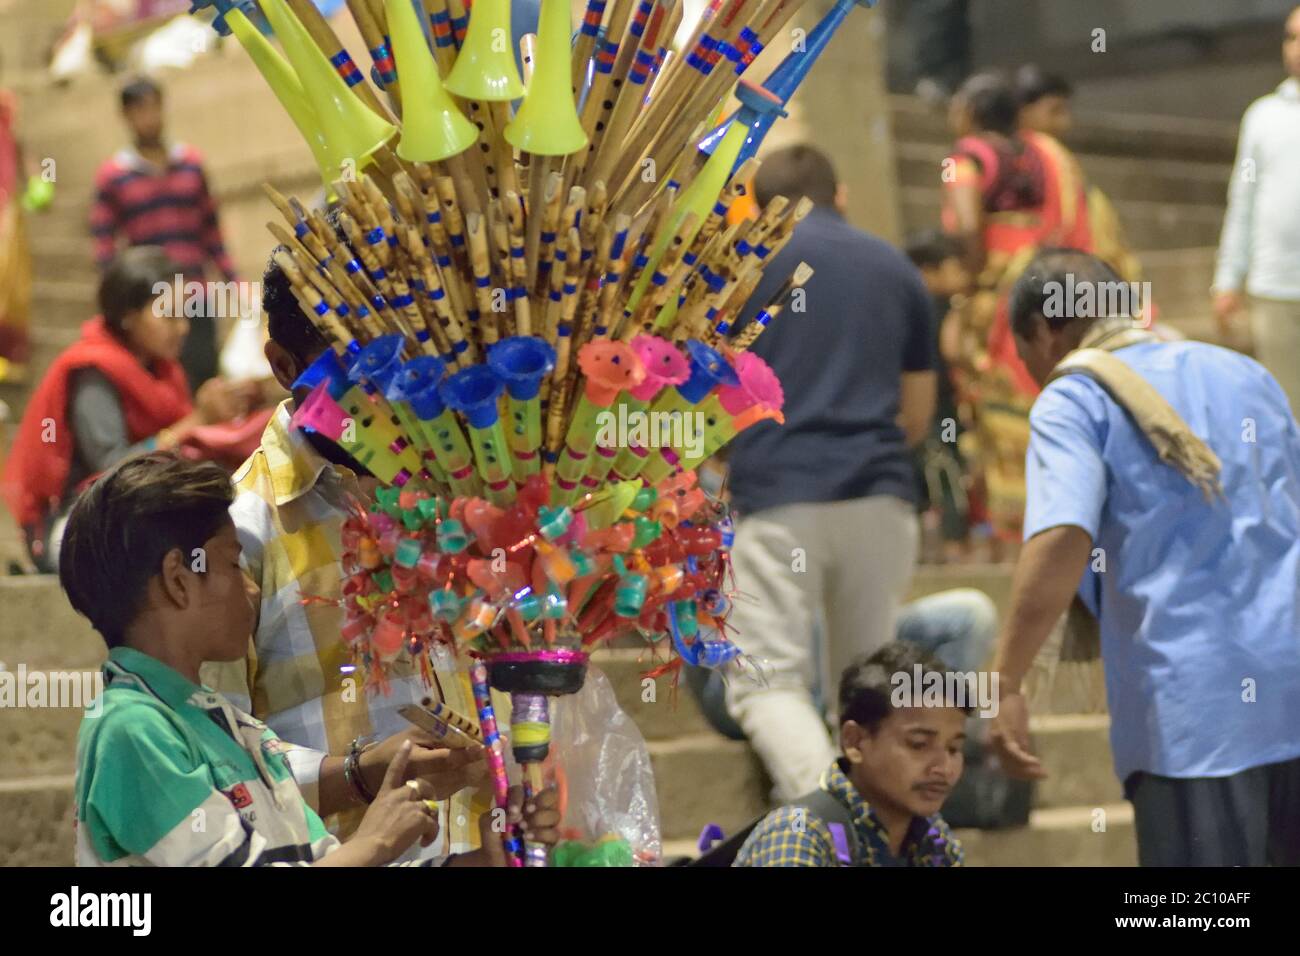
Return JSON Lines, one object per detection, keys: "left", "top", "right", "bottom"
{"left": 1212, "top": 5, "right": 1300, "bottom": 414}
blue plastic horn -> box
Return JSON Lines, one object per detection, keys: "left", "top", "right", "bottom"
{"left": 292, "top": 346, "right": 355, "bottom": 399}
{"left": 698, "top": 0, "right": 877, "bottom": 167}
{"left": 191, "top": 0, "right": 268, "bottom": 36}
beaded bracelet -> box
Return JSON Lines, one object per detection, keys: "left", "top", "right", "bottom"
{"left": 343, "top": 736, "right": 376, "bottom": 804}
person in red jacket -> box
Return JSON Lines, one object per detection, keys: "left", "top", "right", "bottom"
{"left": 2, "top": 246, "right": 255, "bottom": 571}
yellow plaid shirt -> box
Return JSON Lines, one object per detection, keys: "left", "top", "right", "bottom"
{"left": 202, "top": 401, "right": 491, "bottom": 856}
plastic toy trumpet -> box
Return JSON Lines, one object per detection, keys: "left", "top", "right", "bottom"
{"left": 222, "top": 6, "right": 341, "bottom": 189}
{"left": 384, "top": 0, "right": 478, "bottom": 163}
{"left": 488, "top": 337, "right": 557, "bottom": 483}
{"left": 387, "top": 356, "right": 483, "bottom": 498}
{"left": 444, "top": 0, "right": 525, "bottom": 100}
{"left": 259, "top": 0, "right": 397, "bottom": 174}
{"left": 440, "top": 366, "right": 517, "bottom": 505}
{"left": 290, "top": 348, "right": 428, "bottom": 488}
{"left": 503, "top": 0, "right": 587, "bottom": 156}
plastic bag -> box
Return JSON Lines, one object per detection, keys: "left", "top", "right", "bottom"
{"left": 547, "top": 666, "right": 662, "bottom": 865}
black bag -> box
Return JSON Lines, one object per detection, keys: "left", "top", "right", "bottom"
{"left": 681, "top": 788, "right": 861, "bottom": 867}
{"left": 937, "top": 728, "right": 1033, "bottom": 829}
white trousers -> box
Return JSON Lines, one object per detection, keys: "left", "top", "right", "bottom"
{"left": 723, "top": 495, "right": 919, "bottom": 800}
{"left": 1250, "top": 297, "right": 1300, "bottom": 419}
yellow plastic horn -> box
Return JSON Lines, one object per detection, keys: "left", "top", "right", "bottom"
{"left": 503, "top": 0, "right": 587, "bottom": 155}
{"left": 260, "top": 0, "right": 396, "bottom": 172}
{"left": 384, "top": 0, "right": 477, "bottom": 161}
{"left": 225, "top": 8, "right": 338, "bottom": 188}
{"left": 443, "top": 0, "right": 525, "bottom": 101}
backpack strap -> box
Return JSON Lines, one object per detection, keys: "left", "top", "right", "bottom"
{"left": 685, "top": 820, "right": 762, "bottom": 867}
{"left": 795, "top": 787, "right": 861, "bottom": 866}
{"left": 687, "top": 787, "right": 863, "bottom": 867}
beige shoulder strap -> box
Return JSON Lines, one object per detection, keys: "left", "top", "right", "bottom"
{"left": 1048, "top": 347, "right": 1224, "bottom": 502}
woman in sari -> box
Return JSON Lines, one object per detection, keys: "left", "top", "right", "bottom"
{"left": 1014, "top": 64, "right": 1143, "bottom": 286}
{"left": 0, "top": 85, "right": 33, "bottom": 383}
{"left": 2, "top": 246, "right": 257, "bottom": 571}
{"left": 941, "top": 72, "right": 1093, "bottom": 553}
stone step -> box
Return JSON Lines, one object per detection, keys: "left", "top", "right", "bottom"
{"left": 590, "top": 649, "right": 715, "bottom": 741}
{"left": 0, "top": 775, "right": 76, "bottom": 867}
{"left": 956, "top": 802, "right": 1137, "bottom": 867}
{"left": 28, "top": 234, "right": 96, "bottom": 276}
{"left": 0, "top": 324, "right": 83, "bottom": 419}
{"left": 1158, "top": 313, "right": 1223, "bottom": 345}
{"left": 0, "top": 577, "right": 104, "bottom": 668}
{"left": 896, "top": 141, "right": 1230, "bottom": 207}
{"left": 0, "top": 680, "right": 95, "bottom": 781}
{"left": 31, "top": 278, "right": 97, "bottom": 310}
{"left": 1030, "top": 715, "right": 1124, "bottom": 808}
{"left": 1142, "top": 246, "right": 1218, "bottom": 316}
{"left": 889, "top": 94, "right": 1239, "bottom": 164}
{"left": 909, "top": 563, "right": 1014, "bottom": 615}
{"left": 644, "top": 733, "right": 770, "bottom": 841}
{"left": 901, "top": 187, "right": 1225, "bottom": 251}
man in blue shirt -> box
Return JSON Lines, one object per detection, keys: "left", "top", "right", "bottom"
{"left": 991, "top": 249, "right": 1300, "bottom": 866}
{"left": 723, "top": 144, "right": 938, "bottom": 800}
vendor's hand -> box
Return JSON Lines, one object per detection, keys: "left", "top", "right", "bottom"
{"left": 478, "top": 785, "right": 562, "bottom": 867}
{"left": 362, "top": 729, "right": 490, "bottom": 800}
{"left": 352, "top": 740, "right": 441, "bottom": 864}
{"left": 989, "top": 691, "right": 1047, "bottom": 780}
{"left": 194, "top": 376, "right": 255, "bottom": 424}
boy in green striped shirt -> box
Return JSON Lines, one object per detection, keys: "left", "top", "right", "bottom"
{"left": 62, "top": 452, "right": 558, "bottom": 866}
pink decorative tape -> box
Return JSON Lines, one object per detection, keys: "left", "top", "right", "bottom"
{"left": 490, "top": 649, "right": 590, "bottom": 666}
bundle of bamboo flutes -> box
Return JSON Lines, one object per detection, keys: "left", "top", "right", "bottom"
{"left": 227, "top": 0, "right": 825, "bottom": 463}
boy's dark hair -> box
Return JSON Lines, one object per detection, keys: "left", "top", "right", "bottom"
{"left": 120, "top": 75, "right": 162, "bottom": 110}
{"left": 840, "top": 643, "right": 972, "bottom": 735}
{"left": 904, "top": 229, "right": 965, "bottom": 270}
{"left": 1009, "top": 247, "right": 1124, "bottom": 339}
{"left": 98, "top": 246, "right": 182, "bottom": 338}
{"left": 753, "top": 143, "right": 839, "bottom": 210}
{"left": 957, "top": 72, "right": 1019, "bottom": 136}
{"left": 1014, "top": 64, "right": 1073, "bottom": 107}
{"left": 260, "top": 208, "right": 338, "bottom": 366}
{"left": 59, "top": 453, "right": 234, "bottom": 650}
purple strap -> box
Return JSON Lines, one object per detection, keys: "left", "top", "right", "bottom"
{"left": 827, "top": 823, "right": 852, "bottom": 865}
{"left": 697, "top": 823, "right": 725, "bottom": 852}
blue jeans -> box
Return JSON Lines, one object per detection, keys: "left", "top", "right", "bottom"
{"left": 896, "top": 587, "right": 997, "bottom": 674}
{"left": 689, "top": 588, "right": 998, "bottom": 742}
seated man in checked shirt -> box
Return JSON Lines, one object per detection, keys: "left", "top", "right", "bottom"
{"left": 735, "top": 643, "right": 967, "bottom": 867}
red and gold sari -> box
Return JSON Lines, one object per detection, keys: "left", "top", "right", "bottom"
{"left": 0, "top": 89, "right": 31, "bottom": 383}
{"left": 943, "top": 130, "right": 1093, "bottom": 541}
